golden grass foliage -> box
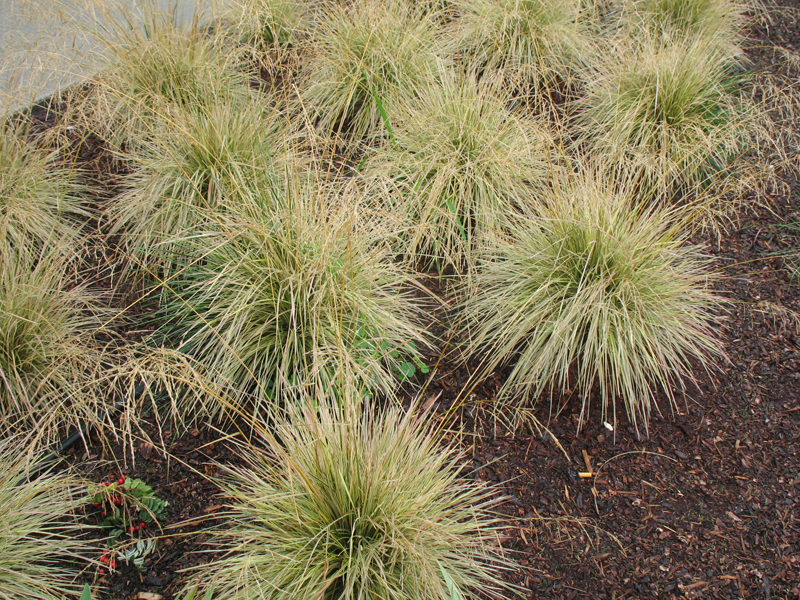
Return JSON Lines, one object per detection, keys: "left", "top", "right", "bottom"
{"left": 457, "top": 168, "right": 724, "bottom": 432}
{"left": 202, "top": 400, "right": 512, "bottom": 600}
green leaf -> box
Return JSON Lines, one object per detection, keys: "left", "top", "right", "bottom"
{"left": 80, "top": 584, "right": 92, "bottom": 600}
{"left": 444, "top": 198, "right": 467, "bottom": 242}
{"left": 370, "top": 86, "right": 396, "bottom": 148}
{"left": 439, "top": 563, "right": 463, "bottom": 600}
{"left": 396, "top": 361, "right": 416, "bottom": 381}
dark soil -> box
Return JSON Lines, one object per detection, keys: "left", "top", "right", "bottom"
{"left": 22, "top": 1, "right": 800, "bottom": 598}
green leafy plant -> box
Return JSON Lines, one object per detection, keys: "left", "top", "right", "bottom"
{"left": 88, "top": 475, "right": 167, "bottom": 573}
{"left": 366, "top": 73, "right": 551, "bottom": 270}
{"left": 301, "top": 0, "right": 445, "bottom": 139}
{"left": 457, "top": 168, "right": 725, "bottom": 433}
{"left": 151, "top": 190, "right": 428, "bottom": 418}
{"left": 0, "top": 436, "right": 95, "bottom": 600}
{"left": 199, "top": 399, "right": 512, "bottom": 599}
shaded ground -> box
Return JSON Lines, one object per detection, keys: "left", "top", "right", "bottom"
{"left": 27, "top": 1, "right": 800, "bottom": 598}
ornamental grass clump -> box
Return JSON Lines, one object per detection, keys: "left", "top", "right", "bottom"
{"left": 458, "top": 169, "right": 725, "bottom": 432}
{"left": 0, "top": 123, "right": 87, "bottom": 256}
{"left": 576, "top": 33, "right": 752, "bottom": 194}
{"left": 301, "top": 0, "right": 444, "bottom": 139}
{"left": 153, "top": 192, "right": 427, "bottom": 417}
{"left": 367, "top": 74, "right": 552, "bottom": 271}
{"left": 109, "top": 96, "right": 287, "bottom": 275}
{"left": 0, "top": 248, "right": 116, "bottom": 448}
{"left": 619, "top": 0, "right": 746, "bottom": 43}
{"left": 0, "top": 436, "right": 94, "bottom": 600}
{"left": 89, "top": 3, "right": 247, "bottom": 149}
{"left": 450, "top": 0, "right": 593, "bottom": 105}
{"left": 227, "top": 0, "right": 310, "bottom": 51}
{"left": 203, "top": 400, "right": 511, "bottom": 600}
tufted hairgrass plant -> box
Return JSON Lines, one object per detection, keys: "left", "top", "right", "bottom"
{"left": 108, "top": 95, "right": 287, "bottom": 276}
{"left": 226, "top": 0, "right": 310, "bottom": 52}
{"left": 367, "top": 73, "right": 553, "bottom": 271}
{"left": 201, "top": 399, "right": 512, "bottom": 600}
{"left": 575, "top": 32, "right": 754, "bottom": 195}
{"left": 450, "top": 0, "right": 593, "bottom": 107}
{"left": 0, "top": 248, "right": 119, "bottom": 448}
{"left": 457, "top": 168, "right": 725, "bottom": 433}
{"left": 0, "top": 437, "right": 94, "bottom": 600}
{"left": 618, "top": 0, "right": 747, "bottom": 43}
{"left": 301, "top": 0, "right": 445, "bottom": 140}
{"left": 152, "top": 188, "right": 428, "bottom": 417}
{"left": 0, "top": 122, "right": 88, "bottom": 257}
{"left": 86, "top": 1, "right": 248, "bottom": 150}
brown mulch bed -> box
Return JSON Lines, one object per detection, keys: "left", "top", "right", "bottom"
{"left": 20, "top": 2, "right": 800, "bottom": 598}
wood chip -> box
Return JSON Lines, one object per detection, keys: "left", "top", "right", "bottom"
{"left": 422, "top": 390, "right": 442, "bottom": 412}
{"left": 681, "top": 581, "right": 708, "bottom": 591}
{"left": 137, "top": 594, "right": 163, "bottom": 600}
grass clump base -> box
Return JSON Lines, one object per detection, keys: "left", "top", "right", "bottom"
{"left": 202, "top": 400, "right": 511, "bottom": 600}
{"left": 458, "top": 168, "right": 725, "bottom": 432}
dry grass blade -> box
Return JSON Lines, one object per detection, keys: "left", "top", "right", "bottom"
{"left": 226, "top": 0, "right": 311, "bottom": 51}
{"left": 108, "top": 95, "right": 288, "bottom": 276}
{"left": 617, "top": 0, "right": 749, "bottom": 42}
{"left": 0, "top": 121, "right": 88, "bottom": 257}
{"left": 457, "top": 167, "right": 726, "bottom": 433}
{"left": 82, "top": 0, "right": 248, "bottom": 151}
{"left": 199, "top": 398, "right": 513, "bottom": 600}
{"left": 450, "top": 0, "right": 594, "bottom": 106}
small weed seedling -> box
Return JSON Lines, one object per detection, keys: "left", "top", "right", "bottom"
{"left": 88, "top": 476, "right": 167, "bottom": 573}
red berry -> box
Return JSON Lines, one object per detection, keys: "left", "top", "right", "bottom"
{"left": 93, "top": 503, "right": 100, "bottom": 507}
{"left": 140, "top": 522, "right": 146, "bottom": 528}
{"left": 101, "top": 511, "right": 106, "bottom": 516}
{"left": 99, "top": 568, "right": 105, "bottom": 574}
